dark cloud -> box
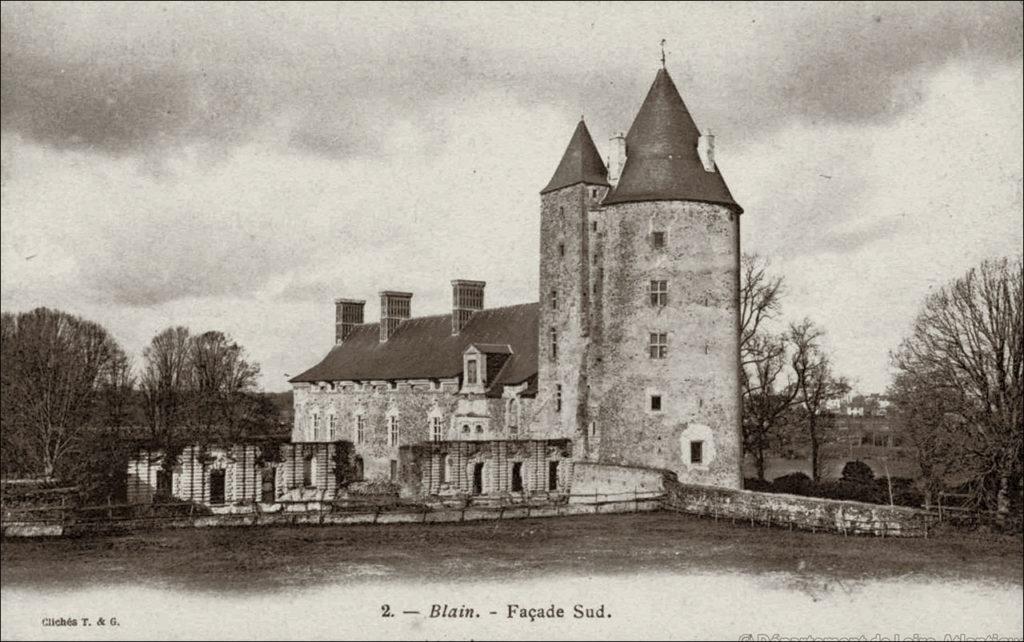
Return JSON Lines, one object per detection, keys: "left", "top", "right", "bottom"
{"left": 1, "top": 2, "right": 1020, "bottom": 161}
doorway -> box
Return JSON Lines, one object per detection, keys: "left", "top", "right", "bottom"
{"left": 261, "top": 468, "right": 276, "bottom": 503}
{"left": 511, "top": 462, "right": 524, "bottom": 493}
{"left": 472, "top": 462, "right": 484, "bottom": 495}
{"left": 209, "top": 469, "right": 226, "bottom": 504}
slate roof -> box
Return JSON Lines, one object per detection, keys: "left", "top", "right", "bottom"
{"left": 540, "top": 119, "right": 610, "bottom": 194}
{"left": 603, "top": 68, "right": 742, "bottom": 212}
{"left": 290, "top": 303, "right": 538, "bottom": 393}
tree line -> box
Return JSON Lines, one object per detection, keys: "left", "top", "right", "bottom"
{"left": 740, "top": 252, "right": 1023, "bottom": 520}
{"left": 1, "top": 310, "right": 279, "bottom": 495}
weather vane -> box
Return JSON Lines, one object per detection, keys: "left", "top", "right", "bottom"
{"left": 660, "top": 39, "right": 666, "bottom": 69}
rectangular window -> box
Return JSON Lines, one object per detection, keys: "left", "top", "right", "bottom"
{"left": 390, "top": 459, "right": 398, "bottom": 481}
{"left": 650, "top": 394, "right": 662, "bottom": 412}
{"left": 355, "top": 415, "right": 365, "bottom": 444}
{"left": 431, "top": 416, "right": 442, "bottom": 442}
{"left": 466, "top": 358, "right": 478, "bottom": 384}
{"left": 550, "top": 289, "right": 557, "bottom": 310}
{"left": 328, "top": 414, "right": 337, "bottom": 440}
{"left": 591, "top": 221, "right": 597, "bottom": 232}
{"left": 558, "top": 243, "right": 565, "bottom": 257}
{"left": 555, "top": 384, "right": 563, "bottom": 412}
{"left": 388, "top": 416, "right": 399, "bottom": 446}
{"left": 652, "top": 230, "right": 666, "bottom": 249}
{"left": 592, "top": 253, "right": 598, "bottom": 265}
{"left": 550, "top": 327, "right": 558, "bottom": 359}
{"left": 648, "top": 332, "right": 668, "bottom": 359}
{"left": 690, "top": 441, "right": 704, "bottom": 464}
{"left": 649, "top": 280, "right": 668, "bottom": 306}
{"left": 548, "top": 461, "right": 559, "bottom": 491}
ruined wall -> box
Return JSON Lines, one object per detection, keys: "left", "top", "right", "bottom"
{"left": 536, "top": 183, "right": 609, "bottom": 447}
{"left": 293, "top": 382, "right": 537, "bottom": 483}
{"left": 591, "top": 200, "right": 742, "bottom": 488}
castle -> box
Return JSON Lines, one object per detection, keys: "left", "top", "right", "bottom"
{"left": 128, "top": 66, "right": 744, "bottom": 505}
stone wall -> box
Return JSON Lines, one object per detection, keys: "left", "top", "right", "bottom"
{"left": 570, "top": 462, "right": 665, "bottom": 497}
{"left": 293, "top": 382, "right": 537, "bottom": 482}
{"left": 663, "top": 477, "right": 937, "bottom": 537}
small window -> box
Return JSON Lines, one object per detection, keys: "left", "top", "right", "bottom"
{"left": 548, "top": 461, "right": 559, "bottom": 491}
{"left": 550, "top": 289, "right": 557, "bottom": 310}
{"left": 431, "top": 416, "right": 442, "bottom": 442}
{"left": 558, "top": 243, "right": 565, "bottom": 257}
{"left": 649, "top": 280, "right": 668, "bottom": 307}
{"left": 652, "top": 231, "right": 666, "bottom": 249}
{"left": 650, "top": 394, "right": 662, "bottom": 412}
{"left": 591, "top": 221, "right": 597, "bottom": 232}
{"left": 555, "top": 384, "right": 563, "bottom": 412}
{"left": 592, "top": 253, "right": 598, "bottom": 265}
{"left": 649, "top": 333, "right": 668, "bottom": 359}
{"left": 328, "top": 414, "right": 337, "bottom": 440}
{"left": 690, "top": 441, "right": 704, "bottom": 464}
{"left": 589, "top": 421, "right": 597, "bottom": 437}
{"left": 466, "top": 358, "right": 478, "bottom": 384}
{"left": 462, "top": 424, "right": 470, "bottom": 434}
{"left": 559, "top": 206, "right": 564, "bottom": 217}
{"left": 475, "top": 424, "right": 483, "bottom": 434}
{"left": 550, "top": 327, "right": 558, "bottom": 359}
{"left": 389, "top": 459, "right": 398, "bottom": 481}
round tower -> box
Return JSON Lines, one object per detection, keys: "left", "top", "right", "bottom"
{"left": 592, "top": 68, "right": 744, "bottom": 488}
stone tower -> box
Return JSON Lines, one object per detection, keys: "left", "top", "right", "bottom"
{"left": 537, "top": 119, "right": 609, "bottom": 443}
{"left": 539, "top": 68, "right": 744, "bottom": 489}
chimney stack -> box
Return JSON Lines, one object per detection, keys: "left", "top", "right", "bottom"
{"left": 697, "top": 131, "right": 716, "bottom": 172}
{"left": 379, "top": 291, "right": 412, "bottom": 342}
{"left": 607, "top": 132, "right": 626, "bottom": 187}
{"left": 334, "top": 298, "right": 365, "bottom": 344}
{"left": 451, "top": 280, "right": 485, "bottom": 335}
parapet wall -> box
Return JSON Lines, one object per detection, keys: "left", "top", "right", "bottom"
{"left": 663, "top": 477, "right": 937, "bottom": 537}
{"left": 570, "top": 462, "right": 665, "bottom": 497}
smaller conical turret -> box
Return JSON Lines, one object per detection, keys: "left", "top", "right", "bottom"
{"left": 540, "top": 119, "right": 610, "bottom": 194}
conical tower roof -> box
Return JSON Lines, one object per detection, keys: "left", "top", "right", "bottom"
{"left": 540, "top": 119, "right": 610, "bottom": 194}
{"left": 604, "top": 68, "right": 741, "bottom": 212}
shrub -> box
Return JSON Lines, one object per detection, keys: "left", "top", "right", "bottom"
{"left": 743, "top": 477, "right": 772, "bottom": 492}
{"left": 771, "top": 472, "right": 813, "bottom": 496}
{"left": 841, "top": 460, "right": 875, "bottom": 485}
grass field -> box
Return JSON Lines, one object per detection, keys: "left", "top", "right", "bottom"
{"left": 3, "top": 511, "right": 1021, "bottom": 591}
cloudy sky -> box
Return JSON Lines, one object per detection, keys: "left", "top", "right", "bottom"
{"left": 2, "top": 2, "right": 1022, "bottom": 393}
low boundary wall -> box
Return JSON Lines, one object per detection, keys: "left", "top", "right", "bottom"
{"left": 663, "top": 478, "right": 938, "bottom": 537}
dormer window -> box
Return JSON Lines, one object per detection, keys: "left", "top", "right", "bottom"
{"left": 466, "top": 358, "right": 478, "bottom": 385}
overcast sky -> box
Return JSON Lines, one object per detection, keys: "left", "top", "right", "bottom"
{"left": 2, "top": 2, "right": 1022, "bottom": 393}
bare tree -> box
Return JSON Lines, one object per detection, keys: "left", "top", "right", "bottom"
{"left": 742, "top": 332, "right": 799, "bottom": 481}
{"left": 789, "top": 318, "right": 851, "bottom": 482}
{"left": 892, "top": 255, "right": 1023, "bottom": 521}
{"left": 189, "top": 330, "right": 262, "bottom": 441}
{"left": 0, "top": 308, "right": 127, "bottom": 478}
{"left": 140, "top": 326, "right": 193, "bottom": 459}
{"left": 740, "top": 253, "right": 785, "bottom": 360}
{"left": 739, "top": 254, "right": 792, "bottom": 481}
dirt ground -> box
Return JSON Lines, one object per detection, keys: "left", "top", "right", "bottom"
{"left": 2, "top": 511, "right": 1021, "bottom": 591}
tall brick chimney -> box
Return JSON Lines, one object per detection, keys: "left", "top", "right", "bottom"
{"left": 379, "top": 291, "right": 412, "bottom": 342}
{"left": 334, "top": 298, "right": 365, "bottom": 344}
{"left": 451, "top": 279, "right": 485, "bottom": 335}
